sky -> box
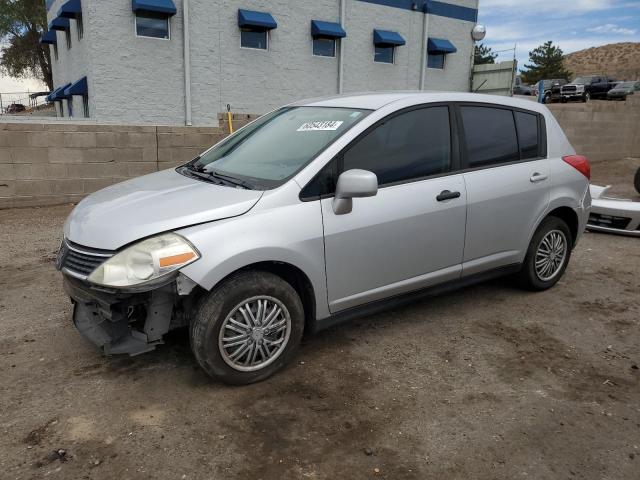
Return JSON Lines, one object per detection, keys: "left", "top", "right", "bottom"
{"left": 477, "top": 0, "right": 640, "bottom": 72}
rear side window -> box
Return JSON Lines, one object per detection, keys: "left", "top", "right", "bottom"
{"left": 461, "top": 106, "right": 519, "bottom": 167}
{"left": 342, "top": 106, "right": 451, "bottom": 186}
{"left": 514, "top": 111, "right": 539, "bottom": 159}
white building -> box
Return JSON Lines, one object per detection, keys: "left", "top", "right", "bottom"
{"left": 42, "top": 0, "right": 480, "bottom": 126}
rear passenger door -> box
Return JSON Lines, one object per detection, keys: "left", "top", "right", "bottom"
{"left": 457, "top": 104, "right": 550, "bottom": 275}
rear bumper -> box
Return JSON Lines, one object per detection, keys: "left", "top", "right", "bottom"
{"left": 64, "top": 275, "right": 185, "bottom": 356}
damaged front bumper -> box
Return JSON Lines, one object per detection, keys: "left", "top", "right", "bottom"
{"left": 587, "top": 185, "right": 640, "bottom": 237}
{"left": 63, "top": 274, "right": 197, "bottom": 356}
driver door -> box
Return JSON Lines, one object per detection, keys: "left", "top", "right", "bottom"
{"left": 320, "top": 105, "right": 467, "bottom": 313}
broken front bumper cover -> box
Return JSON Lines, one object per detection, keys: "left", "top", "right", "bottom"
{"left": 587, "top": 185, "right": 640, "bottom": 237}
{"left": 63, "top": 274, "right": 194, "bottom": 356}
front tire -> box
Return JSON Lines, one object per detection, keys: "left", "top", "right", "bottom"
{"left": 517, "top": 217, "right": 573, "bottom": 291}
{"left": 190, "top": 271, "right": 305, "bottom": 385}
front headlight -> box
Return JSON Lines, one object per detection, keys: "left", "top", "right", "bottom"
{"left": 88, "top": 233, "right": 200, "bottom": 288}
{"left": 576, "top": 85, "right": 585, "bottom": 92}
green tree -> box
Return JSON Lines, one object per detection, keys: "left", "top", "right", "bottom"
{"left": 474, "top": 43, "right": 497, "bottom": 65}
{"left": 520, "top": 41, "right": 571, "bottom": 85}
{"left": 0, "top": 0, "right": 52, "bottom": 89}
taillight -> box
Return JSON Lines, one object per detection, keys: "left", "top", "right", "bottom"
{"left": 562, "top": 155, "right": 590, "bottom": 180}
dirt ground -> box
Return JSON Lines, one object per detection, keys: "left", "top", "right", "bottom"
{"left": 1, "top": 158, "right": 639, "bottom": 480}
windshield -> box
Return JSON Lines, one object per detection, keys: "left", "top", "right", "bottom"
{"left": 572, "top": 76, "right": 594, "bottom": 84}
{"left": 188, "top": 106, "right": 371, "bottom": 189}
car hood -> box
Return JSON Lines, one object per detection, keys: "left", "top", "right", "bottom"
{"left": 64, "top": 169, "right": 264, "bottom": 250}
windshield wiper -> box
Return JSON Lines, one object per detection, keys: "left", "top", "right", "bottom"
{"left": 183, "top": 162, "right": 254, "bottom": 190}
{"left": 185, "top": 168, "right": 229, "bottom": 186}
{"left": 206, "top": 170, "right": 254, "bottom": 190}
{"left": 186, "top": 159, "right": 205, "bottom": 172}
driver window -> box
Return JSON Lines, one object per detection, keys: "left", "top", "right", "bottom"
{"left": 341, "top": 106, "right": 451, "bottom": 186}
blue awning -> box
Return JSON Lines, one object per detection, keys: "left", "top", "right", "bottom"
{"left": 238, "top": 9, "right": 277, "bottom": 30}
{"left": 64, "top": 77, "right": 88, "bottom": 97}
{"left": 45, "top": 87, "right": 61, "bottom": 102}
{"left": 48, "top": 17, "right": 70, "bottom": 31}
{"left": 132, "top": 0, "right": 177, "bottom": 16}
{"left": 55, "top": 83, "right": 72, "bottom": 100}
{"left": 427, "top": 38, "right": 457, "bottom": 53}
{"left": 373, "top": 29, "right": 406, "bottom": 46}
{"left": 311, "top": 20, "right": 346, "bottom": 38}
{"left": 40, "top": 31, "right": 58, "bottom": 45}
{"left": 47, "top": 83, "right": 71, "bottom": 102}
{"left": 58, "top": 0, "right": 82, "bottom": 18}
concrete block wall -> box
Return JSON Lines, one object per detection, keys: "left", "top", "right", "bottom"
{"left": 0, "top": 123, "right": 226, "bottom": 209}
{"left": 1, "top": 97, "right": 638, "bottom": 209}
{"left": 547, "top": 97, "right": 640, "bottom": 162}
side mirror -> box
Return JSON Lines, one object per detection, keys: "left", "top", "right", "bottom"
{"left": 332, "top": 169, "right": 378, "bottom": 215}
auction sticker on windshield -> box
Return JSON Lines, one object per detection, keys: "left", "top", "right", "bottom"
{"left": 297, "top": 121, "right": 344, "bottom": 132}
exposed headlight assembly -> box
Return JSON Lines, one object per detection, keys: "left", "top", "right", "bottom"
{"left": 88, "top": 233, "right": 200, "bottom": 288}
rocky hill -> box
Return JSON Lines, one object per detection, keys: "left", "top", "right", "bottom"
{"left": 563, "top": 42, "right": 640, "bottom": 81}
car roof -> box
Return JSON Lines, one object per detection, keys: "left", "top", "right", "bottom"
{"left": 293, "top": 91, "right": 549, "bottom": 114}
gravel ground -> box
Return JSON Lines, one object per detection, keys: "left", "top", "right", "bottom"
{"left": 0, "top": 158, "right": 638, "bottom": 480}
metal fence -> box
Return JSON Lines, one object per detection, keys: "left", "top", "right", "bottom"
{"left": 0, "top": 91, "right": 52, "bottom": 115}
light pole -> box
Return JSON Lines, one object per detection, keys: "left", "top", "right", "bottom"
{"left": 469, "top": 24, "right": 486, "bottom": 92}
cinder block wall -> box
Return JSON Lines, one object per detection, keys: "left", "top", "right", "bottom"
{"left": 547, "top": 96, "right": 640, "bottom": 161}
{"left": 1, "top": 99, "right": 639, "bottom": 209}
{"left": 0, "top": 123, "right": 228, "bottom": 209}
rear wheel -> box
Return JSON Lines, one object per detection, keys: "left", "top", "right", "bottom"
{"left": 190, "top": 271, "right": 304, "bottom": 385}
{"left": 517, "top": 217, "right": 573, "bottom": 291}
{"left": 543, "top": 92, "right": 551, "bottom": 104}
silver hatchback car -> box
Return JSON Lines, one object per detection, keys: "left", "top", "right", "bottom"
{"left": 57, "top": 92, "right": 591, "bottom": 384}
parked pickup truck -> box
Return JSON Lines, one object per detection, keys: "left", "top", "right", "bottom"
{"left": 539, "top": 78, "right": 567, "bottom": 103}
{"left": 560, "top": 75, "right": 617, "bottom": 102}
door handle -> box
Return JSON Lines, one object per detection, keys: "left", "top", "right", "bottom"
{"left": 436, "top": 190, "right": 461, "bottom": 202}
{"left": 530, "top": 173, "right": 548, "bottom": 183}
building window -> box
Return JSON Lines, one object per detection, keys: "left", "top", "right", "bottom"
{"left": 53, "top": 44, "right": 59, "bottom": 60}
{"left": 428, "top": 53, "right": 445, "bottom": 69}
{"left": 65, "top": 30, "right": 72, "bottom": 49}
{"left": 240, "top": 28, "right": 268, "bottom": 50}
{"left": 313, "top": 37, "right": 336, "bottom": 57}
{"left": 82, "top": 96, "right": 89, "bottom": 118}
{"left": 77, "top": 16, "right": 83, "bottom": 40}
{"left": 67, "top": 98, "right": 73, "bottom": 118}
{"left": 374, "top": 46, "right": 394, "bottom": 64}
{"left": 136, "top": 11, "right": 170, "bottom": 39}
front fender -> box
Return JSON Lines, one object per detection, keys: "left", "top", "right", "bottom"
{"left": 176, "top": 200, "right": 330, "bottom": 320}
